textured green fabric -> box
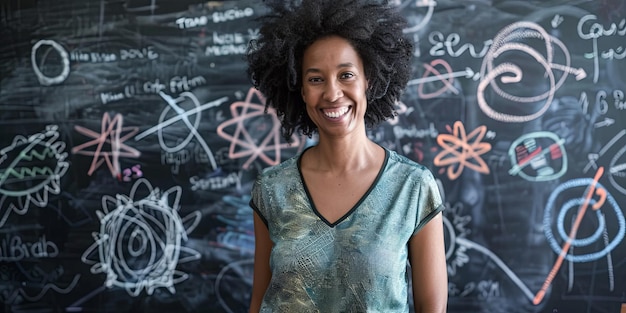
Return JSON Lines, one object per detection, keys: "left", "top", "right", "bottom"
{"left": 251, "top": 147, "right": 444, "bottom": 312}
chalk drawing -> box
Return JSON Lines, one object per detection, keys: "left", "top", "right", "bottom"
{"left": 434, "top": 121, "right": 491, "bottom": 180}
{"left": 536, "top": 167, "right": 625, "bottom": 304}
{"left": 217, "top": 88, "right": 302, "bottom": 169}
{"left": 0, "top": 125, "right": 69, "bottom": 227}
{"left": 81, "top": 179, "right": 202, "bottom": 296}
{"left": 507, "top": 131, "right": 568, "bottom": 182}
{"left": 72, "top": 113, "right": 140, "bottom": 178}
{"left": 477, "top": 21, "right": 585, "bottom": 123}
{"left": 135, "top": 92, "right": 228, "bottom": 171}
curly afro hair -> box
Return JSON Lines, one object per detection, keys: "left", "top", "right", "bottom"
{"left": 246, "top": 0, "right": 413, "bottom": 141}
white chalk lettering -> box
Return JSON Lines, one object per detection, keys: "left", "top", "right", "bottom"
{"left": 205, "top": 44, "right": 247, "bottom": 56}
{"left": 190, "top": 171, "right": 242, "bottom": 191}
{"left": 614, "top": 90, "right": 626, "bottom": 110}
{"left": 170, "top": 76, "right": 207, "bottom": 93}
{"left": 578, "top": 14, "right": 626, "bottom": 82}
{"left": 0, "top": 235, "right": 59, "bottom": 261}
{"left": 162, "top": 150, "right": 191, "bottom": 174}
{"left": 176, "top": 16, "right": 208, "bottom": 29}
{"left": 144, "top": 79, "right": 167, "bottom": 94}
{"left": 578, "top": 14, "right": 626, "bottom": 40}
{"left": 89, "top": 52, "right": 116, "bottom": 62}
{"left": 213, "top": 32, "right": 245, "bottom": 45}
{"left": 120, "top": 46, "right": 159, "bottom": 60}
{"left": 211, "top": 8, "right": 254, "bottom": 23}
{"left": 600, "top": 46, "right": 626, "bottom": 60}
{"left": 429, "top": 31, "right": 492, "bottom": 58}
{"left": 393, "top": 123, "right": 438, "bottom": 139}
{"left": 100, "top": 91, "right": 126, "bottom": 104}
{"left": 70, "top": 50, "right": 90, "bottom": 62}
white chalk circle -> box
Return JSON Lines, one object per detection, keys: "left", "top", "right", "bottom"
{"left": 31, "top": 40, "right": 70, "bottom": 86}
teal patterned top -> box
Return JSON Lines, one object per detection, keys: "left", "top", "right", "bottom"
{"left": 250, "top": 147, "right": 444, "bottom": 313}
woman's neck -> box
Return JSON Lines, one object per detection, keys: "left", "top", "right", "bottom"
{"left": 304, "top": 135, "right": 382, "bottom": 175}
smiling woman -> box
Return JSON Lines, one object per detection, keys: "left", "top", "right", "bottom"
{"left": 246, "top": 0, "right": 448, "bottom": 313}
{"left": 300, "top": 36, "right": 369, "bottom": 140}
{"left": 246, "top": 0, "right": 414, "bottom": 142}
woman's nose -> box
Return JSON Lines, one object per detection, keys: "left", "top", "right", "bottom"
{"left": 322, "top": 79, "right": 343, "bottom": 102}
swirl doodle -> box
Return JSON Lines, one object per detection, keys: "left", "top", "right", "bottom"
{"left": 81, "top": 179, "right": 202, "bottom": 296}
{"left": 477, "top": 21, "right": 586, "bottom": 123}
{"left": 536, "top": 167, "right": 625, "bottom": 304}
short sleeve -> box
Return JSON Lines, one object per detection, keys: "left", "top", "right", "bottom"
{"left": 413, "top": 169, "right": 444, "bottom": 235}
{"left": 249, "top": 175, "right": 269, "bottom": 227}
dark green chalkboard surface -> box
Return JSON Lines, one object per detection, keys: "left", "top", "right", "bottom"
{"left": 1, "top": 0, "right": 625, "bottom": 312}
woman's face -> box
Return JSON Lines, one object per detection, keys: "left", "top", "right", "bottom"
{"left": 301, "top": 35, "right": 368, "bottom": 139}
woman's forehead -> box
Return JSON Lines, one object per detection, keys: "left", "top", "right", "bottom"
{"left": 302, "top": 36, "right": 363, "bottom": 69}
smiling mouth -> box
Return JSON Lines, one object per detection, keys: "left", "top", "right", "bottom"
{"left": 323, "top": 106, "right": 350, "bottom": 118}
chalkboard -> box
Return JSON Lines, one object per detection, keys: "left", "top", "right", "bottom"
{"left": 1, "top": 0, "right": 625, "bottom": 312}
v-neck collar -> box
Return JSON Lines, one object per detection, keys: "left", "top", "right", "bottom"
{"left": 297, "top": 146, "right": 390, "bottom": 227}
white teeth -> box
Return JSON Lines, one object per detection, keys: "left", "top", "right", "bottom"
{"left": 324, "top": 107, "right": 349, "bottom": 118}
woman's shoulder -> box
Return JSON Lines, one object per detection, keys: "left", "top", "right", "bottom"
{"left": 382, "top": 147, "right": 439, "bottom": 189}
{"left": 385, "top": 147, "right": 429, "bottom": 172}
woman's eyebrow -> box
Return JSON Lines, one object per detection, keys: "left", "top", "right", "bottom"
{"left": 337, "top": 62, "right": 356, "bottom": 69}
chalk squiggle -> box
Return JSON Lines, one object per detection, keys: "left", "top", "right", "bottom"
{"left": 81, "top": 179, "right": 201, "bottom": 296}
{"left": 0, "top": 125, "right": 69, "bottom": 227}
{"left": 477, "top": 21, "right": 586, "bottom": 123}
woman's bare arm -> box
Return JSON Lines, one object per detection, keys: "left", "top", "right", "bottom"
{"left": 409, "top": 212, "right": 448, "bottom": 313}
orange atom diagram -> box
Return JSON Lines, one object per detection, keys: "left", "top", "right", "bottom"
{"left": 434, "top": 121, "right": 491, "bottom": 180}
{"left": 217, "top": 88, "right": 301, "bottom": 169}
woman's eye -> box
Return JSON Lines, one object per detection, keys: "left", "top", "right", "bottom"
{"left": 341, "top": 72, "right": 355, "bottom": 79}
{"left": 308, "top": 77, "right": 322, "bottom": 83}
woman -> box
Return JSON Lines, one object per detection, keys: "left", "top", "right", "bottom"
{"left": 246, "top": 0, "right": 447, "bottom": 312}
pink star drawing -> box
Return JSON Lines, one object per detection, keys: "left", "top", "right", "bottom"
{"left": 217, "top": 88, "right": 301, "bottom": 169}
{"left": 72, "top": 113, "right": 140, "bottom": 177}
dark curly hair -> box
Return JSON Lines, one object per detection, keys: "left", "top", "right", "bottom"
{"left": 246, "top": 0, "right": 413, "bottom": 141}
